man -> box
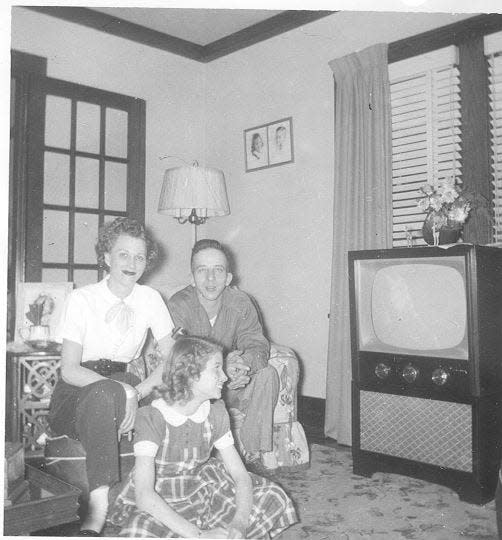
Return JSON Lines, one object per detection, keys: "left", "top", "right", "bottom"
{"left": 269, "top": 125, "right": 291, "bottom": 164}
{"left": 167, "top": 239, "right": 279, "bottom": 471}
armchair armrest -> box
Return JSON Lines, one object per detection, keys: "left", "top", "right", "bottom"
{"left": 268, "top": 343, "right": 299, "bottom": 423}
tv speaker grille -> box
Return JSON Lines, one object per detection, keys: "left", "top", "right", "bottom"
{"left": 360, "top": 391, "right": 472, "bottom": 472}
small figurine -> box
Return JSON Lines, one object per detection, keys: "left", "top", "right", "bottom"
{"left": 432, "top": 225, "right": 440, "bottom": 246}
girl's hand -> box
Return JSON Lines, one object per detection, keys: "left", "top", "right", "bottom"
{"left": 119, "top": 384, "right": 138, "bottom": 438}
{"left": 225, "top": 524, "right": 246, "bottom": 538}
{"left": 198, "top": 527, "right": 229, "bottom": 538}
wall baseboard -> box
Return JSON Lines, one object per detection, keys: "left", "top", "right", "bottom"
{"left": 298, "top": 395, "right": 325, "bottom": 434}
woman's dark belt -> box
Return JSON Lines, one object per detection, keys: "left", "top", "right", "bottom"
{"left": 82, "top": 359, "right": 127, "bottom": 378}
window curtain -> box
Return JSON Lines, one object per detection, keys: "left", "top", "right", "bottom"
{"left": 325, "top": 43, "right": 393, "bottom": 445}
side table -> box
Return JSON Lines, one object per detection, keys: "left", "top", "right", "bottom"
{"left": 6, "top": 351, "right": 61, "bottom": 456}
{"left": 3, "top": 464, "right": 80, "bottom": 535}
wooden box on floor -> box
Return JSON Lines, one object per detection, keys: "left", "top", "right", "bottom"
{"left": 4, "top": 465, "right": 80, "bottom": 536}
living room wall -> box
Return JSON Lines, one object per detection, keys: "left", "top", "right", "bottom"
{"left": 10, "top": 7, "right": 206, "bottom": 293}
{"left": 10, "top": 8, "right": 476, "bottom": 400}
{"left": 201, "top": 10, "right": 473, "bottom": 398}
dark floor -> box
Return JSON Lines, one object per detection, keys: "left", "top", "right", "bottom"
{"left": 304, "top": 423, "right": 338, "bottom": 449}
{"left": 28, "top": 423, "right": 335, "bottom": 537}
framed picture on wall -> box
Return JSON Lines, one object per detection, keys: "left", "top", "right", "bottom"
{"left": 244, "top": 117, "right": 294, "bottom": 172}
{"left": 15, "top": 282, "right": 74, "bottom": 344}
{"left": 244, "top": 125, "right": 269, "bottom": 172}
{"left": 267, "top": 117, "right": 293, "bottom": 166}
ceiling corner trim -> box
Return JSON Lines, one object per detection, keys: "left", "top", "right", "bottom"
{"left": 201, "top": 10, "right": 336, "bottom": 63}
{"left": 24, "top": 7, "right": 336, "bottom": 63}
{"left": 25, "top": 6, "right": 206, "bottom": 62}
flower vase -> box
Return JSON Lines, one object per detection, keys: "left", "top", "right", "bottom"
{"left": 422, "top": 213, "right": 462, "bottom": 246}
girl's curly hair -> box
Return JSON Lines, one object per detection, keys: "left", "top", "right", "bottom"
{"left": 154, "top": 336, "right": 222, "bottom": 405}
{"left": 95, "top": 217, "right": 159, "bottom": 271}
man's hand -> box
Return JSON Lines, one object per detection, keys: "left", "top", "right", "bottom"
{"left": 227, "top": 373, "right": 250, "bottom": 390}
{"left": 226, "top": 350, "right": 251, "bottom": 389}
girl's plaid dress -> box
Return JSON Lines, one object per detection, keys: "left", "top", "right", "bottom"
{"left": 108, "top": 399, "right": 297, "bottom": 538}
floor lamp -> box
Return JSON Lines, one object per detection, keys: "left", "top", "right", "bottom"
{"left": 157, "top": 163, "right": 230, "bottom": 245}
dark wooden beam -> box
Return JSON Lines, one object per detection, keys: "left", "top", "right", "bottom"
{"left": 25, "top": 6, "right": 206, "bottom": 62}
{"left": 202, "top": 10, "right": 335, "bottom": 63}
{"left": 24, "top": 7, "right": 335, "bottom": 63}
{"left": 459, "top": 37, "right": 493, "bottom": 244}
{"left": 388, "top": 13, "right": 502, "bottom": 64}
{"left": 11, "top": 50, "right": 47, "bottom": 76}
{"left": 24, "top": 78, "right": 45, "bottom": 282}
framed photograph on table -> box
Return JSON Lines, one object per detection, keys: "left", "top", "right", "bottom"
{"left": 267, "top": 117, "right": 293, "bottom": 167}
{"left": 15, "top": 282, "right": 73, "bottom": 343}
{"left": 244, "top": 125, "right": 269, "bottom": 172}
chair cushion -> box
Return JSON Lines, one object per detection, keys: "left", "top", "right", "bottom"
{"left": 272, "top": 421, "right": 310, "bottom": 470}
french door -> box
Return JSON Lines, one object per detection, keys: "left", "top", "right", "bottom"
{"left": 8, "top": 50, "right": 146, "bottom": 339}
{"left": 23, "top": 74, "right": 146, "bottom": 286}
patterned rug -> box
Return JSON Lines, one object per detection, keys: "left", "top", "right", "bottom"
{"left": 271, "top": 443, "right": 498, "bottom": 540}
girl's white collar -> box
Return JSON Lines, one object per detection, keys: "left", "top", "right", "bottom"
{"left": 152, "top": 399, "right": 210, "bottom": 426}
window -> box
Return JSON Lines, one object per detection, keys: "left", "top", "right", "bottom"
{"left": 486, "top": 31, "right": 502, "bottom": 243}
{"left": 388, "top": 14, "right": 502, "bottom": 247}
{"left": 390, "top": 47, "right": 462, "bottom": 247}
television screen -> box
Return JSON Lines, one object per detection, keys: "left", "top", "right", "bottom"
{"left": 355, "top": 256, "right": 468, "bottom": 360}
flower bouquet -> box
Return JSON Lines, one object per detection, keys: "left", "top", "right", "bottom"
{"left": 417, "top": 178, "right": 473, "bottom": 245}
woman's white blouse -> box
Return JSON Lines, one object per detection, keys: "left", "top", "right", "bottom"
{"left": 56, "top": 278, "right": 174, "bottom": 363}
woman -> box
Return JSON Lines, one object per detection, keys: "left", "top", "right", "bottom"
{"left": 48, "top": 217, "right": 174, "bottom": 536}
{"left": 250, "top": 133, "right": 264, "bottom": 160}
{"left": 109, "top": 336, "right": 297, "bottom": 538}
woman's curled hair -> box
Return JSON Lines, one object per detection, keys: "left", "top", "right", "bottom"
{"left": 154, "top": 336, "right": 222, "bottom": 405}
{"left": 95, "top": 217, "right": 158, "bottom": 270}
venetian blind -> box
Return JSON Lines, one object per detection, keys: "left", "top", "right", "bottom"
{"left": 485, "top": 31, "right": 502, "bottom": 244}
{"left": 389, "top": 46, "right": 462, "bottom": 247}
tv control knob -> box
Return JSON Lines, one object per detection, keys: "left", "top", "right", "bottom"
{"left": 375, "top": 363, "right": 391, "bottom": 379}
{"left": 402, "top": 364, "right": 419, "bottom": 383}
{"left": 432, "top": 368, "right": 449, "bottom": 386}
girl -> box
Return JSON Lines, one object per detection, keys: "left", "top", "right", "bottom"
{"left": 48, "top": 217, "right": 174, "bottom": 535}
{"left": 109, "top": 336, "right": 297, "bottom": 538}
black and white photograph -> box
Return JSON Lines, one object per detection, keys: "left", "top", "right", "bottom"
{"left": 4, "top": 1, "right": 502, "bottom": 538}
{"left": 267, "top": 117, "right": 293, "bottom": 166}
{"left": 244, "top": 125, "right": 269, "bottom": 171}
{"left": 14, "top": 281, "right": 73, "bottom": 346}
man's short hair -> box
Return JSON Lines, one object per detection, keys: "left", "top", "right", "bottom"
{"left": 190, "top": 239, "right": 230, "bottom": 271}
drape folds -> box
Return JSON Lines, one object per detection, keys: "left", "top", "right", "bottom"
{"left": 325, "top": 44, "right": 392, "bottom": 445}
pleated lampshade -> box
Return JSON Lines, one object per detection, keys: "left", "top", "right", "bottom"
{"left": 158, "top": 165, "right": 230, "bottom": 221}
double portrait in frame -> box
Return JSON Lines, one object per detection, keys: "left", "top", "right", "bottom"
{"left": 244, "top": 117, "right": 294, "bottom": 172}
